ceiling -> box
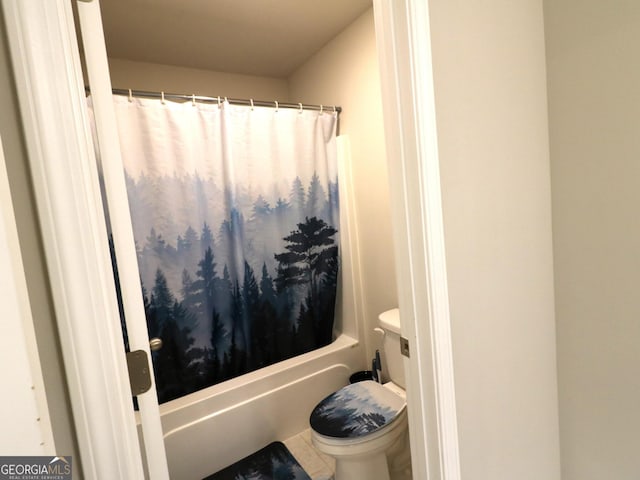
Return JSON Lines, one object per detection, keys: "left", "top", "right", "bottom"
{"left": 98, "top": 0, "right": 372, "bottom": 78}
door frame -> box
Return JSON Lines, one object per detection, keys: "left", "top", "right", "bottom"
{"left": 373, "top": 1, "right": 460, "bottom": 478}
{"left": 1, "top": 0, "right": 461, "bottom": 478}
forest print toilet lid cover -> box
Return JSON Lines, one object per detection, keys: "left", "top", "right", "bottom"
{"left": 310, "top": 380, "right": 406, "bottom": 438}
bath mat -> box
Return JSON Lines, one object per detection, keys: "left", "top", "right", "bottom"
{"left": 204, "top": 441, "right": 311, "bottom": 480}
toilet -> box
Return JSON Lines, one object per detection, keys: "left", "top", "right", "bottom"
{"left": 309, "top": 309, "right": 411, "bottom": 480}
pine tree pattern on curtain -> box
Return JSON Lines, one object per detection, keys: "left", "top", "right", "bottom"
{"left": 98, "top": 96, "right": 340, "bottom": 404}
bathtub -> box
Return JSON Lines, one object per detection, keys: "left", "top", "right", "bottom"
{"left": 142, "top": 333, "right": 362, "bottom": 479}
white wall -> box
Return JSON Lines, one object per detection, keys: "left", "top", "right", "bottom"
{"left": 544, "top": 2, "right": 640, "bottom": 479}
{"left": 289, "top": 8, "right": 397, "bottom": 362}
{"left": 428, "top": 1, "right": 561, "bottom": 478}
{"left": 0, "top": 134, "right": 55, "bottom": 455}
{"left": 108, "top": 58, "right": 289, "bottom": 101}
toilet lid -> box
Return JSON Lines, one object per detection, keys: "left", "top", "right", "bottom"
{"left": 310, "top": 380, "right": 406, "bottom": 439}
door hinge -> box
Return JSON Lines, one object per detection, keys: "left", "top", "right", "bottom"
{"left": 126, "top": 349, "right": 152, "bottom": 396}
{"left": 400, "top": 336, "right": 410, "bottom": 358}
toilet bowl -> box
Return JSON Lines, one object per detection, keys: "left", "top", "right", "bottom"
{"left": 309, "top": 308, "right": 410, "bottom": 480}
{"left": 309, "top": 380, "right": 408, "bottom": 480}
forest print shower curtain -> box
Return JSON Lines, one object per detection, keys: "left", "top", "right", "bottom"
{"left": 101, "top": 96, "right": 340, "bottom": 404}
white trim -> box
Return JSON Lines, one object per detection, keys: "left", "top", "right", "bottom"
{"left": 1, "top": 0, "right": 145, "bottom": 477}
{"left": 373, "top": 1, "right": 461, "bottom": 479}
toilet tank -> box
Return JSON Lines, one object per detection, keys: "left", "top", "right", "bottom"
{"left": 378, "top": 308, "right": 406, "bottom": 389}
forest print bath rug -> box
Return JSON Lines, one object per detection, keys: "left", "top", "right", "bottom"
{"left": 203, "top": 441, "right": 311, "bottom": 480}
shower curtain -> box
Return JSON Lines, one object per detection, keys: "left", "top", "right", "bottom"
{"left": 98, "top": 95, "right": 340, "bottom": 404}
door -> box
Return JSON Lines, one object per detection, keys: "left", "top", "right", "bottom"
{"left": 75, "top": 1, "right": 170, "bottom": 479}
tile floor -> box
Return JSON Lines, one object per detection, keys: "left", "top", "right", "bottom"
{"left": 284, "top": 429, "right": 335, "bottom": 480}
{"left": 284, "top": 428, "right": 413, "bottom": 480}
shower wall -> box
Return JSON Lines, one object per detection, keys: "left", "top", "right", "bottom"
{"left": 544, "top": 2, "right": 640, "bottom": 478}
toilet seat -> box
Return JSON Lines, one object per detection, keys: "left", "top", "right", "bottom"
{"left": 310, "top": 380, "right": 406, "bottom": 444}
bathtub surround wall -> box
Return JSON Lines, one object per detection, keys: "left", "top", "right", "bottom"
{"left": 428, "top": 1, "right": 561, "bottom": 479}
{"left": 544, "top": 2, "right": 640, "bottom": 478}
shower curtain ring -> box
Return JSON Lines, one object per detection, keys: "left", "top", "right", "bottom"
{"left": 320, "top": 104, "right": 323, "bottom": 115}
{"left": 128, "top": 88, "right": 133, "bottom": 102}
{"left": 192, "top": 94, "right": 196, "bottom": 107}
{"left": 274, "top": 100, "right": 279, "bottom": 113}
{"left": 161, "top": 91, "right": 165, "bottom": 104}
{"left": 298, "top": 102, "right": 303, "bottom": 114}
{"left": 250, "top": 99, "right": 254, "bottom": 111}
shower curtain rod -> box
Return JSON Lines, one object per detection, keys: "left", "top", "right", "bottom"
{"left": 85, "top": 87, "right": 341, "bottom": 113}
